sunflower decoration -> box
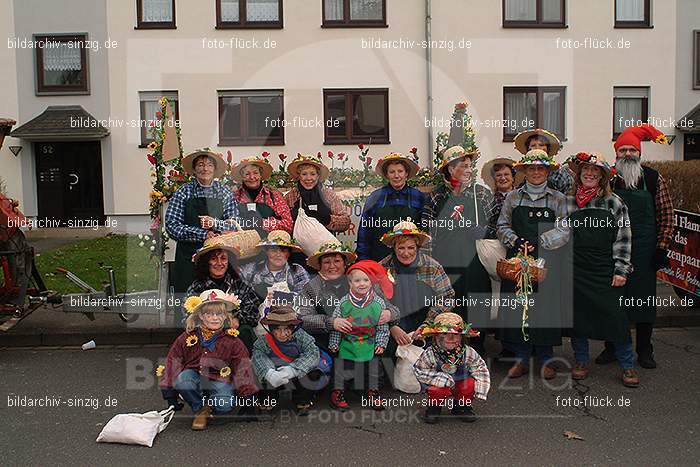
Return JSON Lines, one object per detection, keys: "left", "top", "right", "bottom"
{"left": 155, "top": 365, "right": 165, "bottom": 377}
{"left": 183, "top": 296, "right": 203, "bottom": 314}
{"left": 226, "top": 328, "right": 240, "bottom": 337}
{"left": 186, "top": 335, "right": 199, "bottom": 347}
{"left": 219, "top": 366, "right": 232, "bottom": 378}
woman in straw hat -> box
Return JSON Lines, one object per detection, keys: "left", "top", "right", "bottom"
{"left": 357, "top": 152, "right": 426, "bottom": 261}
{"left": 299, "top": 241, "right": 398, "bottom": 348}
{"left": 547, "top": 152, "right": 638, "bottom": 387}
{"left": 187, "top": 235, "right": 263, "bottom": 351}
{"left": 158, "top": 289, "right": 258, "bottom": 430}
{"left": 231, "top": 156, "right": 293, "bottom": 236}
{"left": 252, "top": 305, "right": 326, "bottom": 415}
{"left": 481, "top": 157, "right": 518, "bottom": 239}
{"left": 284, "top": 154, "right": 350, "bottom": 233}
{"left": 165, "top": 149, "right": 239, "bottom": 294}
{"left": 496, "top": 149, "right": 570, "bottom": 380}
{"left": 413, "top": 312, "right": 490, "bottom": 424}
{"left": 239, "top": 230, "right": 310, "bottom": 300}
{"left": 378, "top": 219, "right": 455, "bottom": 351}
{"left": 513, "top": 128, "right": 572, "bottom": 195}
{"left": 421, "top": 145, "right": 492, "bottom": 356}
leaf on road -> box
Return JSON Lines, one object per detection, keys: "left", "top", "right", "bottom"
{"left": 563, "top": 431, "right": 584, "bottom": 441}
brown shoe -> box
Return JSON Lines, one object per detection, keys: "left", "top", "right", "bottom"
{"left": 507, "top": 363, "right": 529, "bottom": 379}
{"left": 191, "top": 406, "right": 212, "bottom": 430}
{"left": 622, "top": 369, "right": 640, "bottom": 388}
{"left": 571, "top": 362, "right": 589, "bottom": 380}
{"left": 541, "top": 364, "right": 556, "bottom": 380}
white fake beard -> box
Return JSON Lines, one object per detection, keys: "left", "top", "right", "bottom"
{"left": 616, "top": 156, "right": 643, "bottom": 189}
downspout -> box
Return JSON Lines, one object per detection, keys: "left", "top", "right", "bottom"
{"left": 425, "top": 0, "right": 433, "bottom": 165}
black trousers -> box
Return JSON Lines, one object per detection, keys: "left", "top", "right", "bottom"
{"left": 333, "top": 357, "right": 383, "bottom": 391}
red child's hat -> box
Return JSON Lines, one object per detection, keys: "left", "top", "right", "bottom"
{"left": 346, "top": 260, "right": 394, "bottom": 299}
{"left": 614, "top": 123, "right": 669, "bottom": 153}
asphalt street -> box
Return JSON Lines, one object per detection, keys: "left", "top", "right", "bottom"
{"left": 1, "top": 329, "right": 699, "bottom": 466}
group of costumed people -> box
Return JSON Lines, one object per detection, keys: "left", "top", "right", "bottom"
{"left": 159, "top": 122, "right": 674, "bottom": 428}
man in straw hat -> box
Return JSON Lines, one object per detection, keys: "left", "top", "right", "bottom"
{"left": 158, "top": 289, "right": 258, "bottom": 430}
{"left": 413, "top": 312, "right": 490, "bottom": 424}
{"left": 231, "top": 156, "right": 293, "bottom": 235}
{"left": 513, "top": 128, "right": 572, "bottom": 195}
{"left": 595, "top": 124, "right": 674, "bottom": 369}
{"left": 378, "top": 219, "right": 455, "bottom": 351}
{"left": 497, "top": 149, "right": 570, "bottom": 380}
{"left": 165, "top": 149, "right": 240, "bottom": 295}
{"left": 357, "top": 152, "right": 426, "bottom": 261}
{"left": 252, "top": 305, "right": 326, "bottom": 415}
{"left": 545, "top": 153, "right": 638, "bottom": 387}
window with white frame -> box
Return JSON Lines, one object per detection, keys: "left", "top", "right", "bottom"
{"left": 136, "top": 0, "right": 176, "bottom": 28}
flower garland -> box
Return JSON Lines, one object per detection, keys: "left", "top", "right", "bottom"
{"left": 514, "top": 252, "right": 535, "bottom": 342}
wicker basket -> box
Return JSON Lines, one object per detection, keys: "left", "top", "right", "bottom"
{"left": 219, "top": 220, "right": 261, "bottom": 259}
{"left": 497, "top": 258, "right": 547, "bottom": 284}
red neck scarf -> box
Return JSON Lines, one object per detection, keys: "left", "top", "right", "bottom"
{"left": 575, "top": 185, "right": 599, "bottom": 208}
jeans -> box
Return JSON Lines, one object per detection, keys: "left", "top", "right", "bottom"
{"left": 173, "top": 369, "right": 235, "bottom": 414}
{"left": 514, "top": 343, "right": 553, "bottom": 364}
{"left": 572, "top": 338, "right": 634, "bottom": 370}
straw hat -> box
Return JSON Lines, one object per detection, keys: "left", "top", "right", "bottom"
{"left": 287, "top": 154, "right": 330, "bottom": 181}
{"left": 256, "top": 230, "right": 303, "bottom": 252}
{"left": 306, "top": 241, "right": 357, "bottom": 271}
{"left": 181, "top": 150, "right": 228, "bottom": 178}
{"left": 380, "top": 218, "right": 431, "bottom": 248}
{"left": 415, "top": 312, "right": 480, "bottom": 337}
{"left": 513, "top": 149, "right": 560, "bottom": 170}
{"left": 191, "top": 234, "right": 241, "bottom": 264}
{"left": 374, "top": 152, "right": 420, "bottom": 180}
{"left": 182, "top": 289, "right": 241, "bottom": 315}
{"left": 231, "top": 157, "right": 274, "bottom": 182}
{"left": 260, "top": 305, "right": 302, "bottom": 327}
{"left": 513, "top": 129, "right": 561, "bottom": 157}
{"left": 481, "top": 157, "right": 517, "bottom": 192}
{"left": 437, "top": 145, "right": 480, "bottom": 171}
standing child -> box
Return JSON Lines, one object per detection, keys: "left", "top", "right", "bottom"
{"left": 251, "top": 305, "right": 325, "bottom": 415}
{"left": 413, "top": 312, "right": 490, "bottom": 424}
{"left": 328, "top": 260, "right": 393, "bottom": 411}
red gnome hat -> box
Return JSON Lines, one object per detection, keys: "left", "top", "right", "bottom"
{"left": 346, "top": 260, "right": 394, "bottom": 299}
{"left": 614, "top": 123, "right": 669, "bottom": 153}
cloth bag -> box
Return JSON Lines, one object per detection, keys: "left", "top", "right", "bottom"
{"left": 393, "top": 344, "right": 424, "bottom": 394}
{"left": 476, "top": 239, "right": 507, "bottom": 281}
{"left": 293, "top": 207, "right": 336, "bottom": 256}
{"left": 96, "top": 406, "right": 175, "bottom": 447}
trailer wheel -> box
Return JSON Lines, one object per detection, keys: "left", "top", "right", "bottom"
{"left": 118, "top": 313, "right": 140, "bottom": 323}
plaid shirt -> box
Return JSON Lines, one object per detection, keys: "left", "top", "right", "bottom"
{"left": 380, "top": 251, "right": 455, "bottom": 321}
{"left": 328, "top": 294, "right": 390, "bottom": 352}
{"left": 357, "top": 184, "right": 426, "bottom": 259}
{"left": 547, "top": 166, "right": 574, "bottom": 195}
{"left": 485, "top": 190, "right": 511, "bottom": 239}
{"left": 654, "top": 173, "right": 674, "bottom": 250}
{"left": 298, "top": 277, "right": 400, "bottom": 333}
{"left": 251, "top": 328, "right": 320, "bottom": 381}
{"left": 284, "top": 186, "right": 351, "bottom": 233}
{"left": 234, "top": 185, "right": 293, "bottom": 233}
{"left": 165, "top": 180, "right": 239, "bottom": 242}
{"left": 545, "top": 194, "right": 633, "bottom": 277}
{"left": 497, "top": 185, "right": 570, "bottom": 250}
{"left": 413, "top": 345, "right": 490, "bottom": 400}
{"left": 239, "top": 260, "right": 310, "bottom": 295}
{"left": 186, "top": 271, "right": 262, "bottom": 327}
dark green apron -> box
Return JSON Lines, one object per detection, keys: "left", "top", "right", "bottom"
{"left": 432, "top": 188, "right": 491, "bottom": 325}
{"left": 237, "top": 199, "right": 277, "bottom": 237}
{"left": 173, "top": 197, "right": 224, "bottom": 294}
{"left": 500, "top": 193, "right": 562, "bottom": 347}
{"left": 570, "top": 208, "right": 631, "bottom": 343}
{"left": 615, "top": 179, "right": 657, "bottom": 323}
{"left": 367, "top": 187, "right": 421, "bottom": 262}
